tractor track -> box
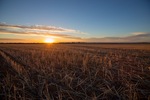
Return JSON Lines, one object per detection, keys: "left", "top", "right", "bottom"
{"left": 0, "top": 49, "right": 40, "bottom": 99}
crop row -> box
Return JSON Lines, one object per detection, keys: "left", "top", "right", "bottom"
{"left": 0, "top": 44, "right": 150, "bottom": 99}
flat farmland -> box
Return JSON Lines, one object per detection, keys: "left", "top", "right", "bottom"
{"left": 0, "top": 44, "right": 150, "bottom": 100}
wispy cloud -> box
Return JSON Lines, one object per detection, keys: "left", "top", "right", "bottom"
{"left": 0, "top": 38, "right": 27, "bottom": 43}
{"left": 84, "top": 32, "right": 150, "bottom": 42}
{"left": 0, "top": 23, "right": 71, "bottom": 32}
{"left": 0, "top": 23, "right": 150, "bottom": 42}
{"left": 131, "top": 32, "right": 150, "bottom": 35}
{"left": 0, "top": 23, "right": 86, "bottom": 39}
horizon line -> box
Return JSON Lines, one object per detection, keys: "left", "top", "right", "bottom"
{"left": 0, "top": 42, "right": 150, "bottom": 44}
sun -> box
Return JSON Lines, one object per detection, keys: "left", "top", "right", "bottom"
{"left": 44, "top": 38, "right": 55, "bottom": 43}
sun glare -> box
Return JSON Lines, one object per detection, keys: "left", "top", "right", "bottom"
{"left": 44, "top": 38, "right": 55, "bottom": 43}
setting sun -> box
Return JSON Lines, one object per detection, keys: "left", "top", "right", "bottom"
{"left": 44, "top": 38, "right": 55, "bottom": 43}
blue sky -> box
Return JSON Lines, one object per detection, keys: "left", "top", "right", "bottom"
{"left": 0, "top": 0, "right": 150, "bottom": 42}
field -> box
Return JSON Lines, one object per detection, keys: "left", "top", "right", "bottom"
{"left": 0, "top": 43, "right": 150, "bottom": 100}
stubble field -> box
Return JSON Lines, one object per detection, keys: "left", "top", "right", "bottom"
{"left": 0, "top": 43, "right": 150, "bottom": 100}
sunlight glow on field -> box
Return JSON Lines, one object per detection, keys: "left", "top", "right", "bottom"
{"left": 44, "top": 38, "right": 55, "bottom": 43}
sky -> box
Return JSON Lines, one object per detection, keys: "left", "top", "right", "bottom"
{"left": 0, "top": 0, "right": 150, "bottom": 43}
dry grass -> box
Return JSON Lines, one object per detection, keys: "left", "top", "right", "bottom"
{"left": 70, "top": 43, "right": 150, "bottom": 50}
{"left": 0, "top": 43, "right": 150, "bottom": 100}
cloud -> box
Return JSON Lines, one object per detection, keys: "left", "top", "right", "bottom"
{"left": 0, "top": 23, "right": 61, "bottom": 31}
{"left": 124, "top": 32, "right": 150, "bottom": 42}
{"left": 0, "top": 23, "right": 85, "bottom": 39}
{"left": 0, "top": 23, "right": 150, "bottom": 42}
{"left": 84, "top": 32, "right": 150, "bottom": 42}
{"left": 0, "top": 38, "right": 23, "bottom": 41}
{"left": 131, "top": 32, "right": 149, "bottom": 35}
{"left": 0, "top": 38, "right": 27, "bottom": 43}
{"left": 0, "top": 23, "right": 87, "bottom": 34}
